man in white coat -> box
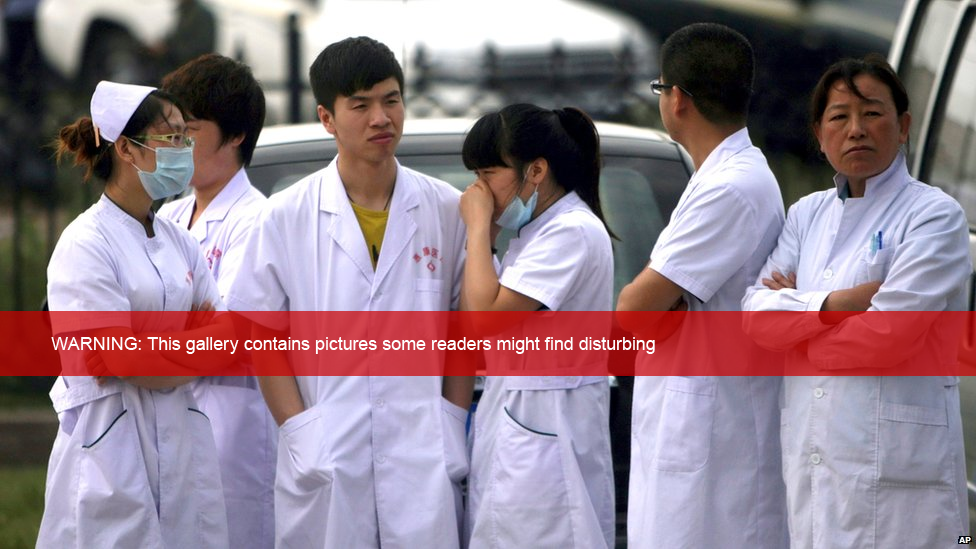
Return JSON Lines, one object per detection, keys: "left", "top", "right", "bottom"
{"left": 616, "top": 23, "right": 789, "bottom": 548}
{"left": 224, "top": 36, "right": 470, "bottom": 549}
{"left": 157, "top": 53, "right": 276, "bottom": 549}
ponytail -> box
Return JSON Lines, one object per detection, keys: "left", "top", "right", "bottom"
{"left": 54, "top": 117, "right": 114, "bottom": 182}
{"left": 554, "top": 108, "right": 616, "bottom": 239}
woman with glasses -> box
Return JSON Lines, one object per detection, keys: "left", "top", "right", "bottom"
{"left": 37, "top": 81, "right": 233, "bottom": 548}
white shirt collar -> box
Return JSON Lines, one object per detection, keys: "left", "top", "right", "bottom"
{"left": 692, "top": 127, "right": 753, "bottom": 185}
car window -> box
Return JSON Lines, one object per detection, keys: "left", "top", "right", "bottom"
{"left": 900, "top": 0, "right": 962, "bottom": 165}
{"left": 927, "top": 10, "right": 976, "bottom": 223}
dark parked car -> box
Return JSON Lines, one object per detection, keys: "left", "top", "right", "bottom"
{"left": 247, "top": 118, "right": 694, "bottom": 546}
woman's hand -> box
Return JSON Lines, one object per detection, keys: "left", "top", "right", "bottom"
{"left": 460, "top": 180, "right": 495, "bottom": 230}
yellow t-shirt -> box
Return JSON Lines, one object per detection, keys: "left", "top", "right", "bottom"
{"left": 350, "top": 202, "right": 389, "bottom": 269}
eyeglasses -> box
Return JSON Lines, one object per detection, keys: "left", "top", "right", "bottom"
{"left": 132, "top": 133, "right": 195, "bottom": 148}
{"left": 650, "top": 79, "right": 694, "bottom": 97}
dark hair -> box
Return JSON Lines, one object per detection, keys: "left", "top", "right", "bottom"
{"left": 162, "top": 53, "right": 266, "bottom": 166}
{"left": 660, "top": 23, "right": 754, "bottom": 126}
{"left": 810, "top": 53, "right": 909, "bottom": 125}
{"left": 55, "top": 90, "right": 184, "bottom": 182}
{"left": 309, "top": 36, "right": 405, "bottom": 113}
{"left": 462, "top": 103, "right": 616, "bottom": 239}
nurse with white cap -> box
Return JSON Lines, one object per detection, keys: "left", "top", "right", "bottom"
{"left": 37, "top": 81, "right": 231, "bottom": 548}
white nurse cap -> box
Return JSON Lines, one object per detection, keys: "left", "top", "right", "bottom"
{"left": 90, "top": 81, "right": 156, "bottom": 146}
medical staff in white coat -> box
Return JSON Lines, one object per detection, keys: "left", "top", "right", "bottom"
{"left": 458, "top": 104, "right": 615, "bottom": 548}
{"left": 224, "top": 37, "right": 470, "bottom": 549}
{"left": 742, "top": 54, "right": 971, "bottom": 549}
{"left": 616, "top": 23, "right": 789, "bottom": 549}
{"left": 38, "top": 81, "right": 232, "bottom": 548}
{"left": 157, "top": 54, "right": 276, "bottom": 549}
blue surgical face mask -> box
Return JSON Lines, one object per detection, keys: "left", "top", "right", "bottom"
{"left": 129, "top": 140, "right": 195, "bottom": 200}
{"left": 495, "top": 171, "right": 538, "bottom": 231}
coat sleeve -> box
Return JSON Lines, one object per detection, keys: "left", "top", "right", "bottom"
{"left": 224, "top": 205, "right": 291, "bottom": 329}
{"left": 741, "top": 199, "right": 833, "bottom": 351}
{"left": 47, "top": 226, "right": 132, "bottom": 334}
{"left": 651, "top": 182, "right": 765, "bottom": 303}
{"left": 499, "top": 215, "right": 610, "bottom": 311}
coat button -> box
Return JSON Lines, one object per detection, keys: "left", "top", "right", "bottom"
{"left": 376, "top": 454, "right": 386, "bottom": 464}
{"left": 823, "top": 269, "right": 833, "bottom": 280}
{"left": 810, "top": 453, "right": 822, "bottom": 465}
{"left": 814, "top": 387, "right": 825, "bottom": 399}
{"left": 375, "top": 399, "right": 385, "bottom": 408}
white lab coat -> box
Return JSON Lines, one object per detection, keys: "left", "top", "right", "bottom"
{"left": 742, "top": 153, "right": 971, "bottom": 548}
{"left": 467, "top": 192, "right": 615, "bottom": 549}
{"left": 629, "top": 129, "right": 789, "bottom": 549}
{"left": 159, "top": 168, "right": 276, "bottom": 549}
{"left": 225, "top": 158, "right": 468, "bottom": 549}
{"left": 158, "top": 167, "right": 266, "bottom": 299}
{"left": 37, "top": 195, "right": 228, "bottom": 548}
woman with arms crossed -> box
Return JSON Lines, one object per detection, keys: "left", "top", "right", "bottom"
{"left": 38, "top": 81, "right": 233, "bottom": 548}
{"left": 742, "top": 55, "right": 971, "bottom": 548}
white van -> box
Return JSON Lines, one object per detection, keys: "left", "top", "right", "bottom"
{"left": 889, "top": 0, "right": 976, "bottom": 255}
{"left": 888, "top": 0, "right": 976, "bottom": 527}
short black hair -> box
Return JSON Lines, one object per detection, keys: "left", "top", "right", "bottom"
{"left": 162, "top": 53, "right": 266, "bottom": 166}
{"left": 660, "top": 23, "right": 754, "bottom": 126}
{"left": 309, "top": 36, "right": 405, "bottom": 113}
{"left": 810, "top": 53, "right": 909, "bottom": 125}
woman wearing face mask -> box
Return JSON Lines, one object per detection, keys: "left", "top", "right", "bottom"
{"left": 459, "top": 104, "right": 616, "bottom": 548}
{"left": 37, "top": 81, "right": 233, "bottom": 548}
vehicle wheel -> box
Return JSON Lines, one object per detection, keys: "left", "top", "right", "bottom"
{"left": 80, "top": 26, "right": 155, "bottom": 89}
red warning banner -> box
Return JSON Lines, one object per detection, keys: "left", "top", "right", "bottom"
{"left": 1, "top": 311, "right": 973, "bottom": 376}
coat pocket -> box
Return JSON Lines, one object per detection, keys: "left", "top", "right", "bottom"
{"left": 198, "top": 383, "right": 277, "bottom": 499}
{"left": 483, "top": 408, "right": 573, "bottom": 547}
{"left": 855, "top": 247, "right": 894, "bottom": 285}
{"left": 651, "top": 377, "right": 716, "bottom": 473}
{"left": 279, "top": 405, "right": 333, "bottom": 492}
{"left": 275, "top": 405, "right": 336, "bottom": 548}
{"left": 77, "top": 397, "right": 162, "bottom": 547}
{"left": 878, "top": 400, "right": 952, "bottom": 487}
{"left": 184, "top": 405, "right": 231, "bottom": 548}
{"left": 414, "top": 277, "right": 446, "bottom": 311}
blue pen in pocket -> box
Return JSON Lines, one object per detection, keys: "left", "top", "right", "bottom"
{"left": 870, "top": 230, "right": 883, "bottom": 254}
